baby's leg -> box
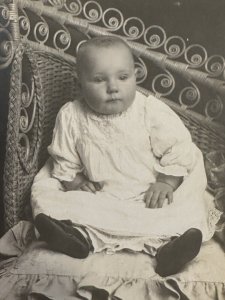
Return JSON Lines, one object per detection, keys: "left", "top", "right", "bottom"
{"left": 34, "top": 213, "right": 92, "bottom": 258}
{"left": 155, "top": 228, "right": 202, "bottom": 277}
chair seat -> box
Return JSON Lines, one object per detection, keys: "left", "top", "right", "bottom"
{"left": 0, "top": 221, "right": 224, "bottom": 300}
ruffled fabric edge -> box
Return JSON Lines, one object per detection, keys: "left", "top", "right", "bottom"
{"left": 0, "top": 221, "right": 225, "bottom": 300}
{"left": 0, "top": 269, "right": 225, "bottom": 300}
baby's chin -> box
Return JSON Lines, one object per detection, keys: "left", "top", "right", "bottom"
{"left": 88, "top": 102, "right": 128, "bottom": 116}
{"left": 103, "top": 99, "right": 135, "bottom": 115}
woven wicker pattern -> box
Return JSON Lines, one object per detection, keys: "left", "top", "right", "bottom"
{"left": 3, "top": 44, "right": 77, "bottom": 230}
{"left": 168, "top": 105, "right": 225, "bottom": 156}
{"left": 3, "top": 44, "right": 37, "bottom": 230}
{"left": 3, "top": 42, "right": 225, "bottom": 230}
{"left": 34, "top": 51, "right": 78, "bottom": 167}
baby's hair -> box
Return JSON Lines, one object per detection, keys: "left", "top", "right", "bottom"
{"left": 76, "top": 36, "right": 134, "bottom": 77}
{"left": 78, "top": 35, "right": 132, "bottom": 51}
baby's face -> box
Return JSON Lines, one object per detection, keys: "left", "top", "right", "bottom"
{"left": 78, "top": 44, "right": 136, "bottom": 115}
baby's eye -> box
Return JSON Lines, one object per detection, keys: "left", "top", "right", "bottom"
{"left": 119, "top": 74, "right": 129, "bottom": 81}
{"left": 93, "top": 77, "right": 105, "bottom": 83}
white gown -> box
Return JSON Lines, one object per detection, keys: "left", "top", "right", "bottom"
{"left": 31, "top": 91, "right": 221, "bottom": 255}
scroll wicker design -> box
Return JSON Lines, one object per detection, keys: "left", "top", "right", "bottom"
{"left": 4, "top": 44, "right": 77, "bottom": 229}
{"left": 2, "top": 0, "right": 225, "bottom": 230}
{"left": 4, "top": 44, "right": 36, "bottom": 228}
{"left": 1, "top": 0, "right": 225, "bottom": 120}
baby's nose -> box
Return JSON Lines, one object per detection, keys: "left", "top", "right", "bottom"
{"left": 107, "top": 79, "right": 118, "bottom": 93}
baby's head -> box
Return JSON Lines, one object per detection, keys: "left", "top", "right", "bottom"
{"left": 77, "top": 36, "right": 136, "bottom": 115}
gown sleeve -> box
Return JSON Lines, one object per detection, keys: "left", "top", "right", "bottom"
{"left": 145, "top": 95, "right": 198, "bottom": 177}
{"left": 47, "top": 101, "right": 83, "bottom": 181}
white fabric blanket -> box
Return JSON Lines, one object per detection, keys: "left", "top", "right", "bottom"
{"left": 31, "top": 157, "right": 221, "bottom": 253}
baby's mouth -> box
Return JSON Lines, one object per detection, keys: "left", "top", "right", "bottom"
{"left": 107, "top": 97, "right": 121, "bottom": 102}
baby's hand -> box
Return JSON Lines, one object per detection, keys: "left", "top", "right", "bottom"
{"left": 144, "top": 182, "right": 173, "bottom": 209}
{"left": 62, "top": 173, "right": 103, "bottom": 193}
{"left": 79, "top": 176, "right": 103, "bottom": 193}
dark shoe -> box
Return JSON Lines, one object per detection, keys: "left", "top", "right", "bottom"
{"left": 155, "top": 228, "right": 202, "bottom": 277}
{"left": 34, "top": 213, "right": 90, "bottom": 258}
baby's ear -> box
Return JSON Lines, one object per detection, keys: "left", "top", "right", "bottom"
{"left": 134, "top": 67, "right": 139, "bottom": 79}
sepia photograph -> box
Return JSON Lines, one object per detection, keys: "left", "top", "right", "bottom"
{"left": 0, "top": 0, "right": 225, "bottom": 299}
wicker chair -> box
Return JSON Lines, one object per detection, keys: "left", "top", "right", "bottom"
{"left": 2, "top": 0, "right": 225, "bottom": 230}
{"left": 1, "top": 1, "right": 225, "bottom": 299}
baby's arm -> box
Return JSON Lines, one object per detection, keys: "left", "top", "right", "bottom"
{"left": 144, "top": 174, "right": 182, "bottom": 208}
{"left": 48, "top": 103, "right": 103, "bottom": 193}
{"left": 62, "top": 173, "right": 103, "bottom": 193}
{"left": 144, "top": 96, "right": 198, "bottom": 209}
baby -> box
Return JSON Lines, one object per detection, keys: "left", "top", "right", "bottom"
{"left": 33, "top": 36, "right": 220, "bottom": 277}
